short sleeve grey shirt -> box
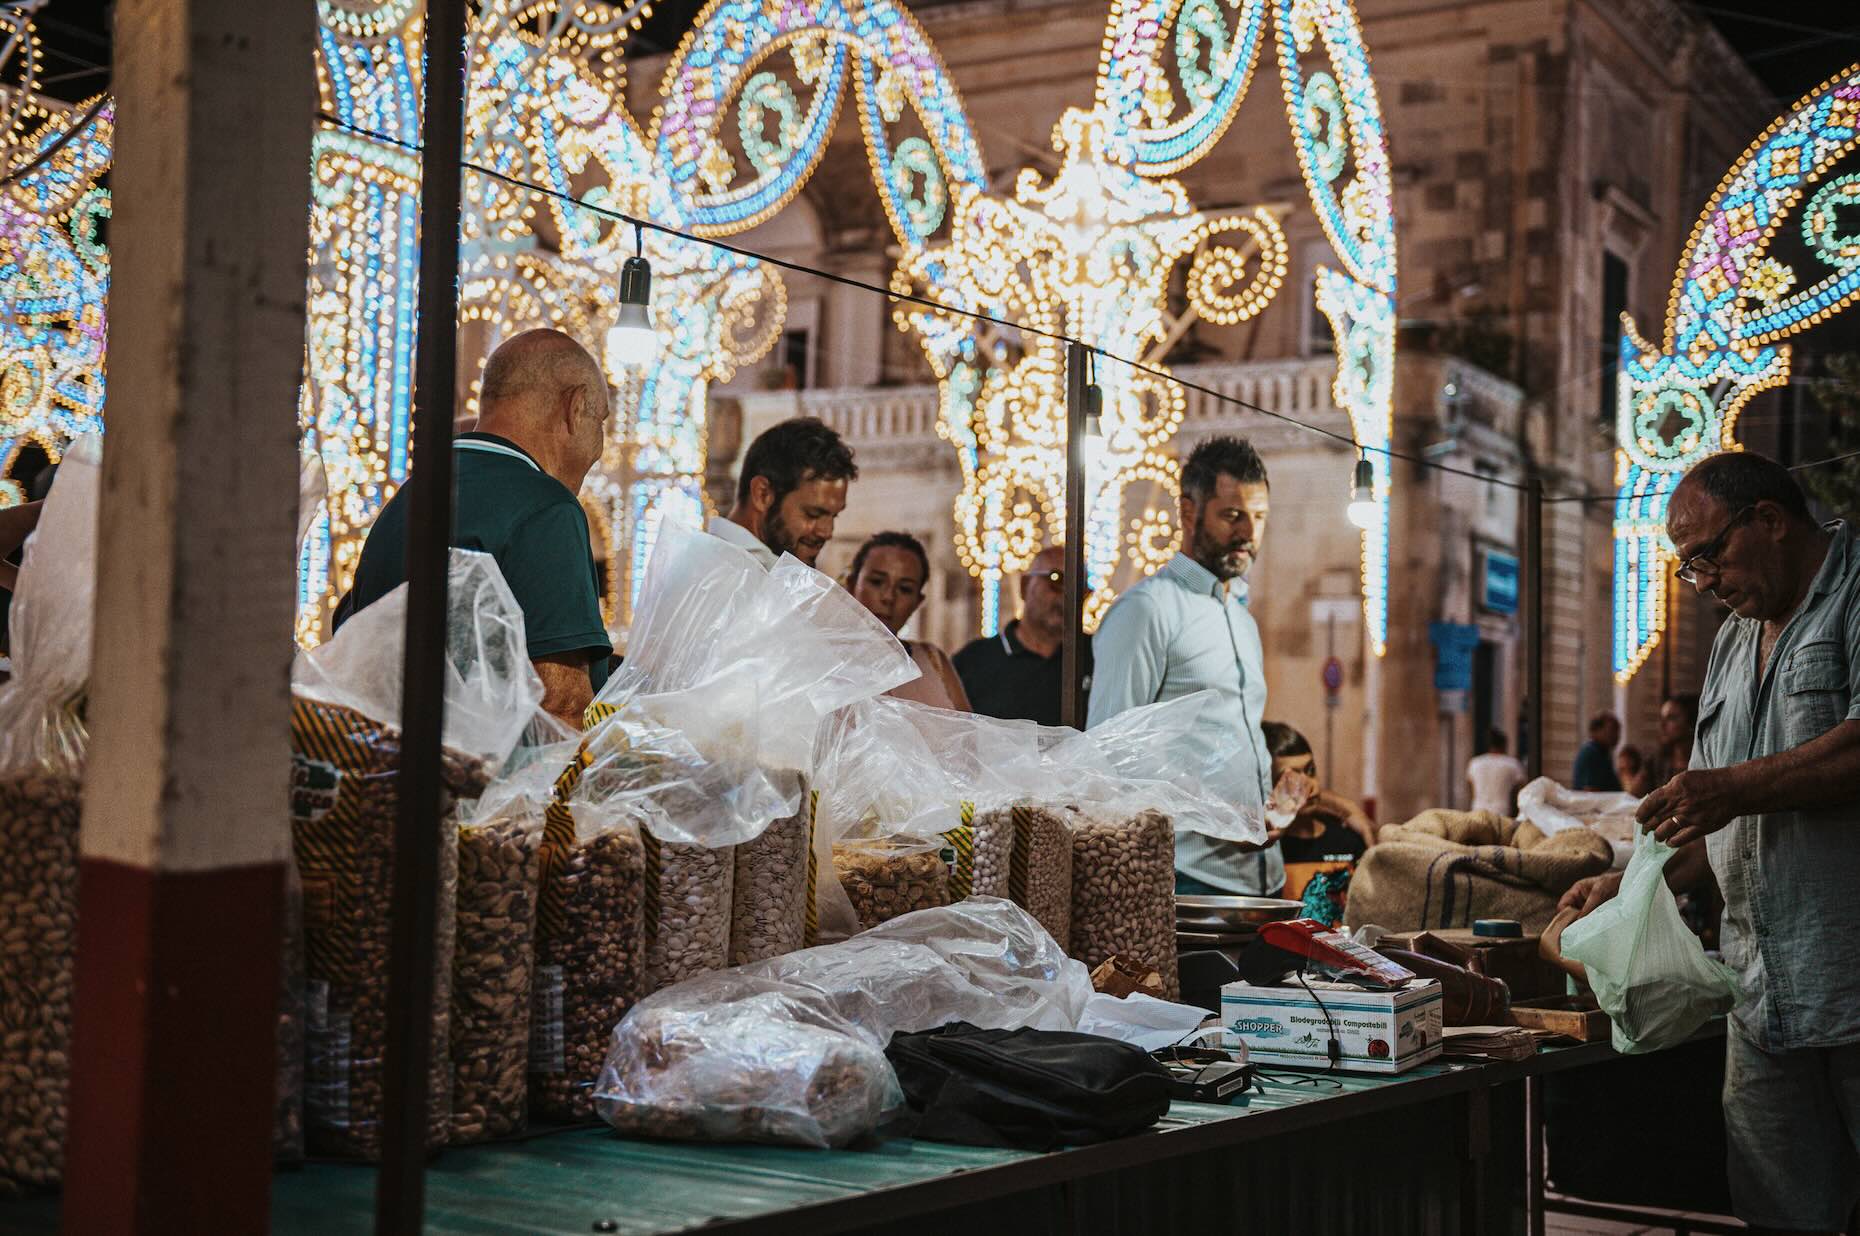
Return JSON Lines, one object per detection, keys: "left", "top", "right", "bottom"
{"left": 1692, "top": 520, "right": 1860, "bottom": 1050}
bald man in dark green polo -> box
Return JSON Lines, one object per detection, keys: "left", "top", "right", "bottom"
{"left": 340, "top": 328, "right": 613, "bottom": 727}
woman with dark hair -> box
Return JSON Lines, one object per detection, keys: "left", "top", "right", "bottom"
{"left": 1261, "top": 720, "right": 1375, "bottom": 925}
{"left": 847, "top": 531, "right": 970, "bottom": 712}
{"left": 1653, "top": 691, "right": 1700, "bottom": 788}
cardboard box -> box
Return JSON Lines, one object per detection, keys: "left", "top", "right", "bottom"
{"left": 1219, "top": 979, "right": 1444, "bottom": 1073}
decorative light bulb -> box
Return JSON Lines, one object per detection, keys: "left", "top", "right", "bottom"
{"left": 1347, "top": 454, "right": 1379, "bottom": 530}
{"left": 1083, "top": 382, "right": 1104, "bottom": 439}
{"left": 605, "top": 253, "right": 656, "bottom": 369}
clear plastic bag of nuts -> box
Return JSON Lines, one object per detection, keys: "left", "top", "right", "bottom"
{"left": 0, "top": 435, "right": 97, "bottom": 1194}
{"left": 449, "top": 748, "right": 561, "bottom": 1143}
{"left": 291, "top": 702, "right": 481, "bottom": 1157}
{"left": 830, "top": 839, "right": 952, "bottom": 933}
{"left": 728, "top": 794, "right": 812, "bottom": 966}
{"left": 1066, "top": 807, "right": 1179, "bottom": 999}
{"left": 288, "top": 549, "right": 543, "bottom": 1157}
{"left": 643, "top": 833, "right": 734, "bottom": 993}
{"left": 529, "top": 793, "right": 646, "bottom": 1122}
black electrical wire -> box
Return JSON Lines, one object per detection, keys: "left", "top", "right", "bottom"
{"left": 315, "top": 110, "right": 1860, "bottom": 509}
{"left": 0, "top": 91, "right": 107, "bottom": 187}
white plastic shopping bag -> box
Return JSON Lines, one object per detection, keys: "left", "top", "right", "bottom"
{"left": 1561, "top": 830, "right": 1739, "bottom": 1053}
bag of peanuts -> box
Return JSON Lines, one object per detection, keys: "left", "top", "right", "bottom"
{"left": 595, "top": 898, "right": 1093, "bottom": 1148}
{"left": 289, "top": 550, "right": 542, "bottom": 1158}
{"left": 0, "top": 435, "right": 99, "bottom": 1194}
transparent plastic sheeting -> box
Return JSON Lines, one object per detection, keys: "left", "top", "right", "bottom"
{"left": 809, "top": 692, "right": 1269, "bottom": 849}
{"left": 595, "top": 898, "right": 1094, "bottom": 1148}
{"left": 290, "top": 548, "right": 543, "bottom": 769}
{"left": 577, "top": 525, "right": 917, "bottom": 847}
{"left": 0, "top": 433, "right": 99, "bottom": 779}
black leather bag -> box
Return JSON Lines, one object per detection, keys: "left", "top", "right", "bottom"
{"left": 884, "top": 1021, "right": 1172, "bottom": 1150}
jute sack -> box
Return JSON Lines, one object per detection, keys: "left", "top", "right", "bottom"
{"left": 1343, "top": 810, "right": 1613, "bottom": 935}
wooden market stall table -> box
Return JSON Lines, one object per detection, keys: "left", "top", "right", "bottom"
{"left": 0, "top": 1027, "right": 1727, "bottom": 1236}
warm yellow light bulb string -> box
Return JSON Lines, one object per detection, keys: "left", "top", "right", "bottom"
{"left": 313, "top": 111, "right": 1860, "bottom": 506}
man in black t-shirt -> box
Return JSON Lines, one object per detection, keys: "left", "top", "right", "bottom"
{"left": 341, "top": 329, "right": 613, "bottom": 727}
{"left": 952, "top": 544, "right": 1090, "bottom": 727}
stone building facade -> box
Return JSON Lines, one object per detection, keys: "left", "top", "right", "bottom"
{"left": 651, "top": 0, "right": 1775, "bottom": 820}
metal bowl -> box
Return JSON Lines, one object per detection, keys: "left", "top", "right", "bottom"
{"left": 1174, "top": 894, "right": 1303, "bottom": 932}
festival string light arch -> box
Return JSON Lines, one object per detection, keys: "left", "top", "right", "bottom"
{"left": 17, "top": 0, "right": 1398, "bottom": 649}
{"left": 0, "top": 0, "right": 111, "bottom": 500}
{"left": 1613, "top": 64, "right": 1860, "bottom": 682}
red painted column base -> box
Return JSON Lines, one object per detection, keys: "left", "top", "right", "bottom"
{"left": 62, "top": 859, "right": 284, "bottom": 1235}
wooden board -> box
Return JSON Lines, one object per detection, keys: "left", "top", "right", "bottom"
{"left": 1509, "top": 995, "right": 1610, "bottom": 1041}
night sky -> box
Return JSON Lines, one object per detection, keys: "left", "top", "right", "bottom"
{"left": 24, "top": 1, "right": 1860, "bottom": 105}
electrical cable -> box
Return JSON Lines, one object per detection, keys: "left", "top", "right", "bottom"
{"left": 0, "top": 90, "right": 105, "bottom": 187}
{"left": 314, "top": 111, "right": 1860, "bottom": 509}
{"left": 314, "top": 110, "right": 1601, "bottom": 499}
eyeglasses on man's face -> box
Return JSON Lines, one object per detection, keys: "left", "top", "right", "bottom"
{"left": 1675, "top": 505, "right": 1755, "bottom": 585}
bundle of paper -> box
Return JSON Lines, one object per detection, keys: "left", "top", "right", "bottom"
{"left": 1441, "top": 1025, "right": 1541, "bottom": 1062}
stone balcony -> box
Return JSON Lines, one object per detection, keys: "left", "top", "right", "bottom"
{"left": 729, "top": 352, "right": 1522, "bottom": 471}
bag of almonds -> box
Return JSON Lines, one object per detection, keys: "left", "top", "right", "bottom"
{"left": 0, "top": 435, "right": 98, "bottom": 1194}
{"left": 448, "top": 744, "right": 565, "bottom": 1143}
{"left": 289, "top": 550, "right": 543, "bottom": 1158}
{"left": 1066, "top": 807, "right": 1179, "bottom": 999}
{"left": 290, "top": 698, "right": 482, "bottom": 1156}
{"left": 529, "top": 793, "right": 646, "bottom": 1122}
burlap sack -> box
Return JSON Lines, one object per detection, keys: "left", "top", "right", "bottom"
{"left": 1343, "top": 809, "right": 1613, "bottom": 935}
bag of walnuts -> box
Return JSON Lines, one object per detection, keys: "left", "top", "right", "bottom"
{"left": 830, "top": 839, "right": 952, "bottom": 933}
{"left": 289, "top": 550, "right": 543, "bottom": 1157}
{"left": 1067, "top": 807, "right": 1179, "bottom": 1000}
{"left": 0, "top": 435, "right": 98, "bottom": 1194}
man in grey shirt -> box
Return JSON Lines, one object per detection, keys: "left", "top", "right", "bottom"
{"left": 1561, "top": 451, "right": 1860, "bottom": 1232}
{"left": 1088, "top": 436, "right": 1279, "bottom": 894}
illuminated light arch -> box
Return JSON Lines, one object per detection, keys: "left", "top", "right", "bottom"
{"left": 300, "top": 0, "right": 786, "bottom": 642}
{"left": 1613, "top": 65, "right": 1860, "bottom": 681}
{"left": 0, "top": 3, "right": 112, "bottom": 483}
{"left": 890, "top": 0, "right": 1396, "bottom": 644}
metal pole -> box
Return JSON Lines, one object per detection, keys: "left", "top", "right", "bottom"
{"left": 378, "top": 0, "right": 468, "bottom": 1228}
{"left": 1526, "top": 475, "right": 1545, "bottom": 782}
{"left": 1062, "top": 342, "right": 1089, "bottom": 730}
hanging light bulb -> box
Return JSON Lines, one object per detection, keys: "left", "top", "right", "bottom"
{"left": 605, "top": 223, "right": 656, "bottom": 370}
{"left": 1347, "top": 451, "right": 1379, "bottom": 530}
{"left": 1081, "top": 348, "right": 1104, "bottom": 439}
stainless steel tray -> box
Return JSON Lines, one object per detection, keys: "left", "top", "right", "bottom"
{"left": 1174, "top": 894, "right": 1303, "bottom": 931}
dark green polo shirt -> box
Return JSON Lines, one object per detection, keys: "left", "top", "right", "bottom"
{"left": 339, "top": 433, "right": 611, "bottom": 692}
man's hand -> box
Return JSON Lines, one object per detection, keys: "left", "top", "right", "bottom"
{"left": 1558, "top": 869, "right": 1624, "bottom": 917}
{"left": 1636, "top": 767, "right": 1746, "bottom": 848}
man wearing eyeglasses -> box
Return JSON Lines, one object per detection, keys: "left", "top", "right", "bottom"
{"left": 1558, "top": 450, "right": 1860, "bottom": 1233}
{"left": 953, "top": 544, "right": 1091, "bottom": 727}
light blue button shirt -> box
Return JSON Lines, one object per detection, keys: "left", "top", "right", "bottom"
{"left": 1693, "top": 520, "right": 1860, "bottom": 1050}
{"left": 1087, "top": 552, "right": 1278, "bottom": 894}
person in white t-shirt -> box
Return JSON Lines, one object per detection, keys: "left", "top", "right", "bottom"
{"left": 1466, "top": 727, "right": 1527, "bottom": 817}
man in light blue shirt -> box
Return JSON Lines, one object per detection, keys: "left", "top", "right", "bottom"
{"left": 1088, "top": 436, "right": 1279, "bottom": 894}
{"left": 1562, "top": 451, "right": 1860, "bottom": 1231}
